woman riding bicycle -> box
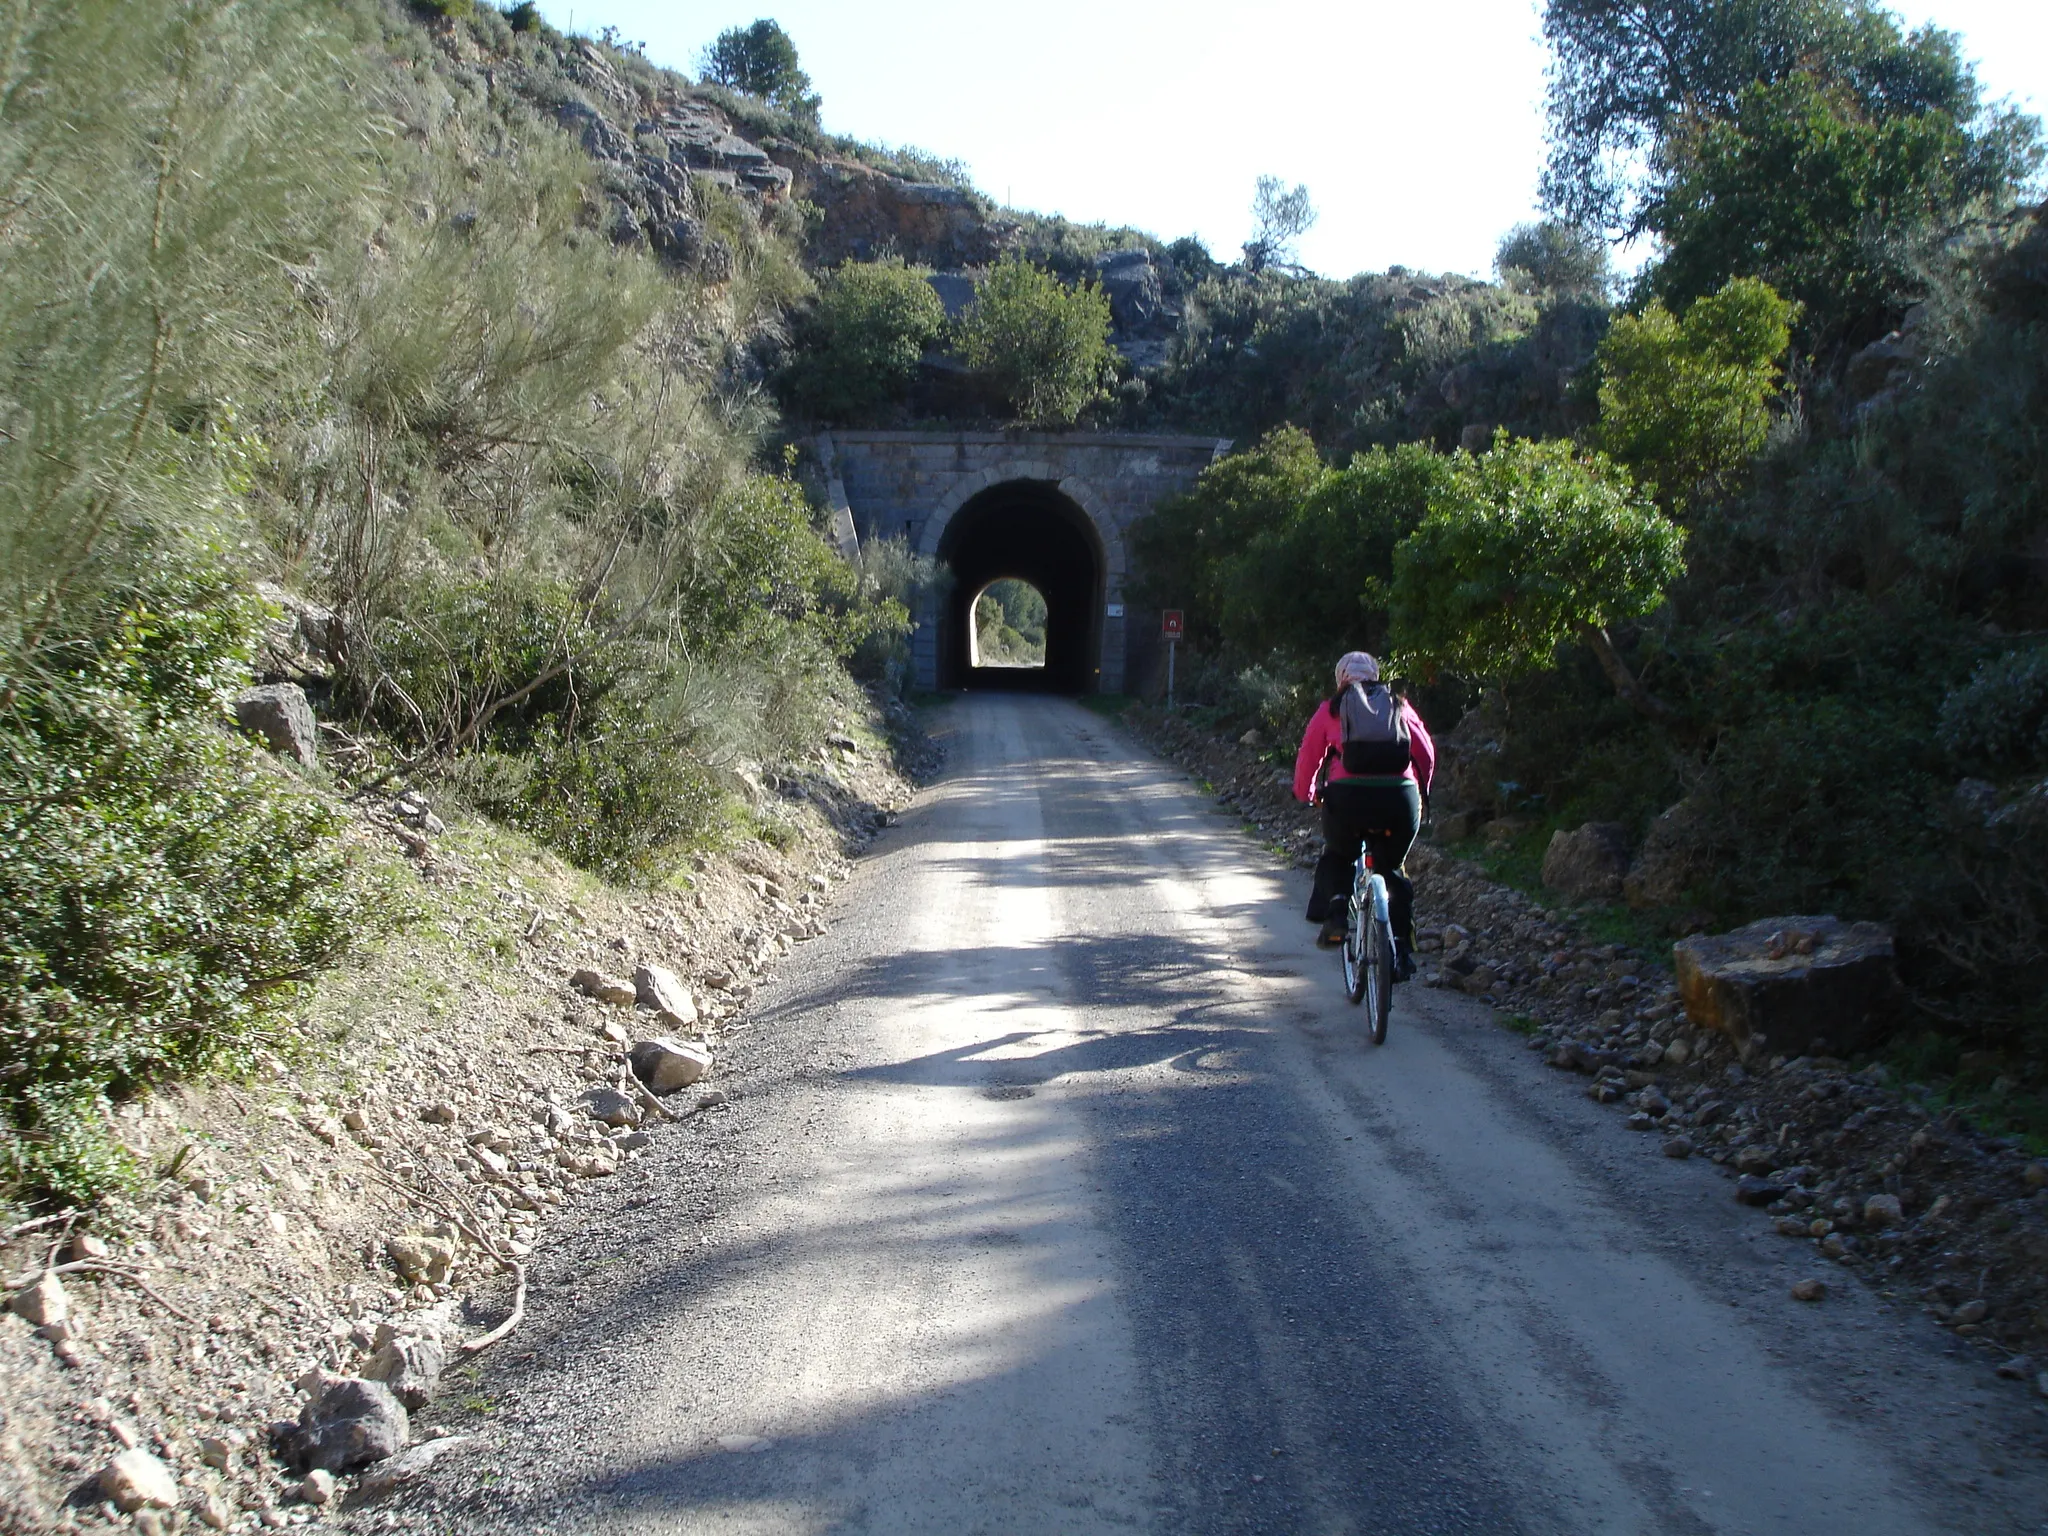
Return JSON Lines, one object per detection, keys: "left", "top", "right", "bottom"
{"left": 1293, "top": 651, "right": 1434, "bottom": 976}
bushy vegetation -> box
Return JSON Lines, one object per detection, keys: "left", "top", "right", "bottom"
{"left": 1131, "top": 0, "right": 2048, "bottom": 1081}
{"left": 780, "top": 260, "right": 947, "bottom": 424}
{"left": 0, "top": 0, "right": 906, "bottom": 1203}
{"left": 954, "top": 256, "right": 1116, "bottom": 427}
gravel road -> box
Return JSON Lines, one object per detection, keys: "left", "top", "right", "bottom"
{"left": 375, "top": 694, "right": 2048, "bottom": 1535}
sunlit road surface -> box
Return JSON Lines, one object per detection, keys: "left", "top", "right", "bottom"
{"left": 413, "top": 695, "right": 2048, "bottom": 1536}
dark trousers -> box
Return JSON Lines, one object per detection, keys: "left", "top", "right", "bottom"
{"left": 1307, "top": 778, "right": 1421, "bottom": 944}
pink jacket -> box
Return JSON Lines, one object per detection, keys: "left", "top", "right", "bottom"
{"left": 1293, "top": 695, "right": 1435, "bottom": 803}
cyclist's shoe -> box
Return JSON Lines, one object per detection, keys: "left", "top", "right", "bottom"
{"left": 1393, "top": 940, "right": 1417, "bottom": 983}
{"left": 1317, "top": 916, "right": 1349, "bottom": 948}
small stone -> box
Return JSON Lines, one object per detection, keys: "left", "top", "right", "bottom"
{"left": 583, "top": 1087, "right": 641, "bottom": 1129}
{"left": 570, "top": 968, "right": 637, "bottom": 1007}
{"left": 629, "top": 1037, "right": 713, "bottom": 1095}
{"left": 633, "top": 964, "right": 698, "bottom": 1029}
{"left": 1736, "top": 1174, "right": 1790, "bottom": 1206}
{"left": 1775, "top": 1216, "right": 1809, "bottom": 1237}
{"left": 617, "top": 1129, "right": 653, "bottom": 1151}
{"left": 8, "top": 1269, "right": 67, "bottom": 1328}
{"left": 361, "top": 1334, "right": 445, "bottom": 1411}
{"left": 1661, "top": 1136, "right": 1694, "bottom": 1159}
{"left": 199, "top": 1432, "right": 241, "bottom": 1470}
{"left": 1734, "top": 1144, "right": 1778, "bottom": 1175}
{"left": 198, "top": 1492, "right": 234, "bottom": 1529}
{"left": 1588, "top": 1080, "right": 1623, "bottom": 1103}
{"left": 100, "top": 1449, "right": 178, "bottom": 1512}
{"left": 299, "top": 1469, "right": 337, "bottom": 1505}
{"left": 1791, "top": 1279, "right": 1827, "bottom": 1302}
{"left": 68, "top": 1233, "right": 109, "bottom": 1262}
{"left": 1994, "top": 1355, "right": 2032, "bottom": 1380}
{"left": 2036, "top": 1372, "right": 2048, "bottom": 1401}
{"left": 1626, "top": 1111, "right": 1657, "bottom": 1131}
{"left": 385, "top": 1234, "right": 456, "bottom": 1286}
{"left": 342, "top": 1107, "right": 371, "bottom": 1134}
{"left": 1661, "top": 1036, "right": 1691, "bottom": 1067}
{"left": 1862, "top": 1193, "right": 1904, "bottom": 1227}
{"left": 133, "top": 1511, "right": 168, "bottom": 1536}
{"left": 1820, "top": 1233, "right": 1851, "bottom": 1259}
{"left": 346, "top": 1434, "right": 477, "bottom": 1503}
{"left": 418, "top": 1102, "right": 457, "bottom": 1125}
{"left": 1953, "top": 1299, "right": 1989, "bottom": 1326}
{"left": 2023, "top": 1162, "right": 2047, "bottom": 1190}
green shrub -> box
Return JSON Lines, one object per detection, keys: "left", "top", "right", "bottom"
{"left": 1939, "top": 646, "right": 2048, "bottom": 771}
{"left": 1595, "top": 277, "right": 1799, "bottom": 509}
{"left": 781, "top": 260, "right": 946, "bottom": 424}
{"left": 458, "top": 728, "right": 720, "bottom": 884}
{"left": 954, "top": 256, "right": 1114, "bottom": 427}
{"left": 0, "top": 575, "right": 360, "bottom": 1204}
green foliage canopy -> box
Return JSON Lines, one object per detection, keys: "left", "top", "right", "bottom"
{"left": 1596, "top": 276, "right": 1799, "bottom": 509}
{"left": 1645, "top": 76, "right": 2036, "bottom": 347}
{"left": 1538, "top": 0, "right": 2021, "bottom": 234}
{"left": 954, "top": 256, "right": 1114, "bottom": 427}
{"left": 782, "top": 260, "right": 946, "bottom": 423}
{"left": 1390, "top": 435, "right": 1685, "bottom": 701}
{"left": 1495, "top": 220, "right": 1611, "bottom": 299}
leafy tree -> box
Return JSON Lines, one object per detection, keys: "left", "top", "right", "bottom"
{"left": 954, "top": 256, "right": 1114, "bottom": 427}
{"left": 1225, "top": 444, "right": 1453, "bottom": 664}
{"left": 1596, "top": 276, "right": 1799, "bottom": 509}
{"left": 1244, "top": 175, "right": 1316, "bottom": 272}
{"left": 1644, "top": 75, "right": 2031, "bottom": 349}
{"left": 1131, "top": 426, "right": 1329, "bottom": 648}
{"left": 1391, "top": 435, "right": 1685, "bottom": 717}
{"left": 1495, "top": 220, "right": 1611, "bottom": 299}
{"left": 701, "top": 19, "right": 819, "bottom": 122}
{"left": 1539, "top": 0, "right": 2035, "bottom": 237}
{"left": 782, "top": 259, "right": 946, "bottom": 423}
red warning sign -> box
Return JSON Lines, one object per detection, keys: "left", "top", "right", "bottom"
{"left": 1161, "top": 610, "right": 1185, "bottom": 639}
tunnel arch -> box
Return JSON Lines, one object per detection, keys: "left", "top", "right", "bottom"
{"left": 928, "top": 477, "right": 1110, "bottom": 692}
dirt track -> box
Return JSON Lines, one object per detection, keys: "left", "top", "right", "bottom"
{"left": 378, "top": 694, "right": 2048, "bottom": 1535}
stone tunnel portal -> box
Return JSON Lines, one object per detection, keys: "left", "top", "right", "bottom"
{"left": 936, "top": 481, "right": 1103, "bottom": 693}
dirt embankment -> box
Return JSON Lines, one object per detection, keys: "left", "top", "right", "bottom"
{"left": 0, "top": 699, "right": 939, "bottom": 1534}
{"left": 1126, "top": 705, "right": 2048, "bottom": 1387}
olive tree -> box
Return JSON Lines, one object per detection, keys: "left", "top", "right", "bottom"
{"left": 1390, "top": 435, "right": 1686, "bottom": 718}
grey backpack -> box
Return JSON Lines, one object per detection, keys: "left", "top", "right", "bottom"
{"left": 1338, "top": 683, "right": 1411, "bottom": 775}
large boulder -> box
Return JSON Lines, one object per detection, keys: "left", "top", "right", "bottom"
{"left": 1673, "top": 916, "right": 1903, "bottom": 1059}
{"left": 1624, "top": 798, "right": 1707, "bottom": 909}
{"left": 280, "top": 1377, "right": 409, "bottom": 1473}
{"left": 1540, "top": 822, "right": 1631, "bottom": 901}
{"left": 233, "top": 683, "right": 319, "bottom": 766}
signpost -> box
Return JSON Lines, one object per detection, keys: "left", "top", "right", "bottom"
{"left": 1161, "top": 610, "right": 1184, "bottom": 707}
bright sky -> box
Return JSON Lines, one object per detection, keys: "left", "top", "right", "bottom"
{"left": 530, "top": 0, "right": 2047, "bottom": 281}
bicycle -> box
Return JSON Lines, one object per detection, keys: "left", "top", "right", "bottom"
{"left": 1340, "top": 843, "right": 1396, "bottom": 1044}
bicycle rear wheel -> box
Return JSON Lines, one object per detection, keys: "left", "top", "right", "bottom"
{"left": 1362, "top": 911, "right": 1394, "bottom": 1044}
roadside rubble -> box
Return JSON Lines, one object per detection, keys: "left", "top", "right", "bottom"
{"left": 1130, "top": 705, "right": 2048, "bottom": 1386}
{"left": 0, "top": 697, "right": 937, "bottom": 1531}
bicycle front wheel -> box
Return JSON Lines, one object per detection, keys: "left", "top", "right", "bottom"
{"left": 1341, "top": 898, "right": 1368, "bottom": 1003}
{"left": 1363, "top": 913, "right": 1394, "bottom": 1045}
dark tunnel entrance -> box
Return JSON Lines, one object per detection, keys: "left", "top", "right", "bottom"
{"left": 936, "top": 481, "right": 1104, "bottom": 693}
